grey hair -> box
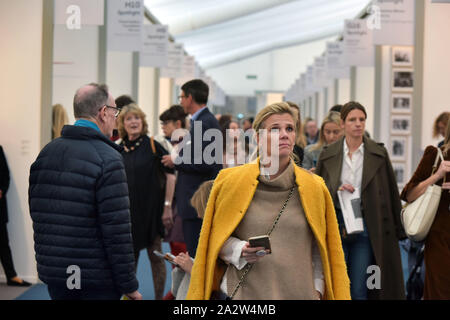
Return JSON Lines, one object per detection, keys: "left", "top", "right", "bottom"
{"left": 73, "top": 83, "right": 109, "bottom": 118}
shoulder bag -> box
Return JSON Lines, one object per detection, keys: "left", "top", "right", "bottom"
{"left": 401, "top": 147, "right": 445, "bottom": 242}
{"left": 150, "top": 136, "right": 167, "bottom": 196}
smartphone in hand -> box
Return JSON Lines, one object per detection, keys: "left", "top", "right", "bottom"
{"left": 248, "top": 235, "right": 272, "bottom": 254}
{"left": 153, "top": 250, "right": 179, "bottom": 266}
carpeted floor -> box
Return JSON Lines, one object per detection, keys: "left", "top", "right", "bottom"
{"left": 14, "top": 243, "right": 174, "bottom": 300}
{"left": 9, "top": 242, "right": 411, "bottom": 300}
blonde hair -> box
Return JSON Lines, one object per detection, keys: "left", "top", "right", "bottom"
{"left": 117, "top": 104, "right": 149, "bottom": 139}
{"left": 433, "top": 112, "right": 450, "bottom": 138}
{"left": 252, "top": 102, "right": 297, "bottom": 161}
{"left": 190, "top": 180, "right": 214, "bottom": 219}
{"left": 52, "top": 104, "right": 69, "bottom": 139}
{"left": 443, "top": 119, "right": 450, "bottom": 156}
{"left": 253, "top": 102, "right": 297, "bottom": 132}
{"left": 310, "top": 111, "right": 342, "bottom": 151}
{"left": 286, "top": 101, "right": 307, "bottom": 148}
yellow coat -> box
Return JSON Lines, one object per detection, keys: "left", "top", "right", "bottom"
{"left": 186, "top": 160, "right": 351, "bottom": 300}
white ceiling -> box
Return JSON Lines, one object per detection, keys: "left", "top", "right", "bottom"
{"left": 144, "top": 0, "right": 372, "bottom": 69}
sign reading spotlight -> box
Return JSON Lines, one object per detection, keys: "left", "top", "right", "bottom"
{"left": 107, "top": 0, "right": 144, "bottom": 52}
{"left": 140, "top": 25, "right": 169, "bottom": 68}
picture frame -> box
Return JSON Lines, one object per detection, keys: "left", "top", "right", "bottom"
{"left": 392, "top": 68, "right": 414, "bottom": 92}
{"left": 390, "top": 136, "right": 407, "bottom": 161}
{"left": 392, "top": 46, "right": 414, "bottom": 67}
{"left": 391, "top": 115, "right": 412, "bottom": 135}
{"left": 392, "top": 162, "right": 407, "bottom": 186}
{"left": 391, "top": 93, "right": 412, "bottom": 114}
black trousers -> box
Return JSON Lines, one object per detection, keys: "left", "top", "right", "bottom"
{"left": 181, "top": 218, "right": 203, "bottom": 258}
{"left": 0, "top": 223, "right": 17, "bottom": 279}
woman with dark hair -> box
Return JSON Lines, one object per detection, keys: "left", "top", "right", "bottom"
{"left": 316, "top": 101, "right": 406, "bottom": 300}
{"left": 401, "top": 120, "right": 450, "bottom": 299}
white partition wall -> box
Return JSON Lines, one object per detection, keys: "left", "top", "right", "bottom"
{"left": 336, "top": 78, "right": 351, "bottom": 105}
{"left": 0, "top": 0, "right": 52, "bottom": 283}
{"left": 53, "top": 25, "right": 100, "bottom": 124}
{"left": 138, "top": 67, "right": 159, "bottom": 136}
{"left": 315, "top": 90, "right": 325, "bottom": 123}
{"left": 106, "top": 52, "right": 135, "bottom": 100}
{"left": 420, "top": 0, "right": 450, "bottom": 149}
{"left": 374, "top": 46, "right": 392, "bottom": 146}
{"left": 352, "top": 67, "right": 375, "bottom": 138}
{"left": 158, "top": 78, "right": 174, "bottom": 136}
{"left": 326, "top": 82, "right": 336, "bottom": 110}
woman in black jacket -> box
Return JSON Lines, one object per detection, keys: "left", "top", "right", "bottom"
{"left": 0, "top": 145, "right": 31, "bottom": 286}
{"left": 117, "top": 104, "right": 176, "bottom": 300}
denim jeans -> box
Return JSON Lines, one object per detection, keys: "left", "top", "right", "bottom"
{"left": 47, "top": 285, "right": 122, "bottom": 300}
{"left": 341, "top": 224, "right": 374, "bottom": 300}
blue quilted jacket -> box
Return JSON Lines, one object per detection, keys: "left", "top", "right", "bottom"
{"left": 28, "top": 125, "right": 138, "bottom": 294}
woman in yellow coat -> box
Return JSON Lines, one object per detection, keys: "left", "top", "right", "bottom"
{"left": 187, "top": 102, "right": 350, "bottom": 300}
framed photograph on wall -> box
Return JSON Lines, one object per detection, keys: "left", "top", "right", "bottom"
{"left": 390, "top": 136, "right": 407, "bottom": 161}
{"left": 392, "top": 162, "right": 407, "bottom": 186}
{"left": 392, "top": 46, "right": 414, "bottom": 67}
{"left": 391, "top": 115, "right": 412, "bottom": 135}
{"left": 392, "top": 68, "right": 414, "bottom": 92}
{"left": 392, "top": 93, "right": 412, "bottom": 114}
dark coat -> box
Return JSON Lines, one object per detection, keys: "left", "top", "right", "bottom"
{"left": 316, "top": 136, "right": 406, "bottom": 300}
{"left": 0, "top": 146, "right": 10, "bottom": 224}
{"left": 28, "top": 125, "right": 138, "bottom": 294}
{"left": 120, "top": 135, "right": 174, "bottom": 251}
{"left": 401, "top": 145, "right": 450, "bottom": 299}
{"left": 175, "top": 108, "right": 222, "bottom": 220}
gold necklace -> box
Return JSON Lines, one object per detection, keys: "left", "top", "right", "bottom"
{"left": 123, "top": 137, "right": 143, "bottom": 152}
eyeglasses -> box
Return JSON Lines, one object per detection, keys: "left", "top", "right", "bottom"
{"left": 105, "top": 105, "right": 121, "bottom": 118}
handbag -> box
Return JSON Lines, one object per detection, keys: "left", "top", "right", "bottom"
{"left": 401, "top": 147, "right": 445, "bottom": 242}
{"left": 150, "top": 136, "right": 167, "bottom": 196}
{"left": 211, "top": 185, "right": 296, "bottom": 300}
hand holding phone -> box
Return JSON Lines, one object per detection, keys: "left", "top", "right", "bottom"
{"left": 241, "top": 235, "right": 271, "bottom": 264}
{"left": 248, "top": 235, "right": 271, "bottom": 254}
{"left": 153, "top": 250, "right": 179, "bottom": 267}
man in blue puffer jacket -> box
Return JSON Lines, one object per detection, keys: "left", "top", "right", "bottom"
{"left": 28, "top": 83, "right": 141, "bottom": 300}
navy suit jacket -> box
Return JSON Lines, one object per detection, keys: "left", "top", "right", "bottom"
{"left": 175, "top": 107, "right": 222, "bottom": 219}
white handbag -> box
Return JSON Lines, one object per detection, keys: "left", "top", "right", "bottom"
{"left": 401, "top": 148, "right": 445, "bottom": 242}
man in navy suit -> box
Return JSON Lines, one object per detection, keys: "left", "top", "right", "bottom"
{"left": 162, "top": 79, "right": 222, "bottom": 257}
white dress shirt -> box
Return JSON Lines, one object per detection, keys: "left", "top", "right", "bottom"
{"left": 341, "top": 139, "right": 365, "bottom": 197}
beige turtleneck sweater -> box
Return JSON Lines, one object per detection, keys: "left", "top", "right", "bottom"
{"left": 219, "top": 161, "right": 323, "bottom": 299}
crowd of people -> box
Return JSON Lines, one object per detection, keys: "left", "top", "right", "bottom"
{"left": 1, "top": 79, "right": 448, "bottom": 300}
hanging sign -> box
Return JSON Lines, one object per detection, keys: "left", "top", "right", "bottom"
{"left": 160, "top": 43, "right": 184, "bottom": 78}
{"left": 313, "top": 57, "right": 329, "bottom": 88}
{"left": 107, "top": 0, "right": 144, "bottom": 52}
{"left": 371, "top": 0, "right": 415, "bottom": 46}
{"left": 140, "top": 25, "right": 168, "bottom": 67}
{"left": 175, "top": 56, "right": 196, "bottom": 85}
{"left": 343, "top": 19, "right": 374, "bottom": 67}
{"left": 326, "top": 42, "right": 350, "bottom": 79}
